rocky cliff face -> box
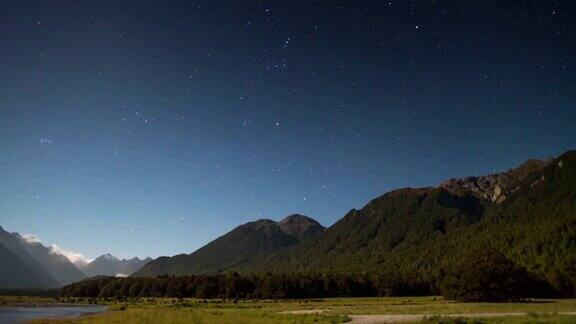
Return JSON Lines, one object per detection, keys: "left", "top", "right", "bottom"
{"left": 439, "top": 158, "right": 552, "bottom": 203}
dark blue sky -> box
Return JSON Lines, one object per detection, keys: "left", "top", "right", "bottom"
{"left": 1, "top": 1, "right": 574, "bottom": 260}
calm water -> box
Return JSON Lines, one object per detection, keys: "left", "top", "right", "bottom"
{"left": 0, "top": 306, "right": 108, "bottom": 323}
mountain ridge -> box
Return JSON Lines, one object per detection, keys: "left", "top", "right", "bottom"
{"left": 0, "top": 229, "right": 150, "bottom": 287}
{"left": 232, "top": 150, "right": 576, "bottom": 294}
{"left": 0, "top": 228, "right": 61, "bottom": 288}
{"left": 15, "top": 234, "right": 86, "bottom": 286}
{"left": 439, "top": 157, "right": 552, "bottom": 203}
{"left": 3, "top": 150, "right": 574, "bottom": 295}
{"left": 0, "top": 242, "right": 56, "bottom": 288}
{"left": 133, "top": 150, "right": 576, "bottom": 296}
{"left": 81, "top": 253, "right": 151, "bottom": 277}
{"left": 133, "top": 214, "right": 325, "bottom": 276}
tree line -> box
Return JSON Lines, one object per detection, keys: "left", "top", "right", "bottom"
{"left": 61, "top": 249, "right": 560, "bottom": 301}
{"left": 60, "top": 272, "right": 432, "bottom": 300}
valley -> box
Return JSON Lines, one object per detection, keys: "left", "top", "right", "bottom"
{"left": 2, "top": 150, "right": 576, "bottom": 323}
{"left": 2, "top": 0, "right": 574, "bottom": 322}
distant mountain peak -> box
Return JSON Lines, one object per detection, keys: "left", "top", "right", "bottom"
{"left": 98, "top": 253, "right": 119, "bottom": 261}
{"left": 279, "top": 214, "right": 317, "bottom": 224}
{"left": 81, "top": 253, "right": 151, "bottom": 277}
{"left": 251, "top": 219, "right": 277, "bottom": 225}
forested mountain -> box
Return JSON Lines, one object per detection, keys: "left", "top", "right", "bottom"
{"left": 0, "top": 227, "right": 60, "bottom": 288}
{"left": 81, "top": 254, "right": 151, "bottom": 277}
{"left": 9, "top": 150, "right": 575, "bottom": 296}
{"left": 133, "top": 214, "right": 325, "bottom": 276}
{"left": 16, "top": 234, "right": 86, "bottom": 285}
{"left": 238, "top": 150, "right": 576, "bottom": 295}
{"left": 134, "top": 150, "right": 576, "bottom": 296}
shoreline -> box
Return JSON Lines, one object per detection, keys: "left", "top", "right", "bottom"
{"left": 0, "top": 301, "right": 104, "bottom": 308}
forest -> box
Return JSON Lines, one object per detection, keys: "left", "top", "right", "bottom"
{"left": 61, "top": 249, "right": 558, "bottom": 302}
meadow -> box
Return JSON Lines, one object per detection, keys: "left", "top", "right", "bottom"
{"left": 23, "top": 296, "right": 576, "bottom": 323}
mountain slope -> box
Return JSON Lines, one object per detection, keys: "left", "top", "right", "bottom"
{"left": 240, "top": 188, "right": 487, "bottom": 274}
{"left": 133, "top": 214, "right": 325, "bottom": 276}
{"left": 17, "top": 236, "right": 86, "bottom": 285}
{"left": 132, "top": 150, "right": 575, "bottom": 295}
{"left": 0, "top": 227, "right": 60, "bottom": 288}
{"left": 82, "top": 254, "right": 151, "bottom": 277}
{"left": 0, "top": 241, "right": 57, "bottom": 288}
{"left": 237, "top": 151, "right": 576, "bottom": 294}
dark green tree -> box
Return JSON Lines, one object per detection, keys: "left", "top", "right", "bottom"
{"left": 440, "top": 248, "right": 531, "bottom": 302}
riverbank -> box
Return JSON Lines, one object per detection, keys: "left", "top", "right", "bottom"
{"left": 0, "top": 296, "right": 102, "bottom": 308}
{"left": 0, "top": 305, "right": 108, "bottom": 323}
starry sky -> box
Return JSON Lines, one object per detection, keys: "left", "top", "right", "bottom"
{"left": 0, "top": 1, "right": 575, "bottom": 260}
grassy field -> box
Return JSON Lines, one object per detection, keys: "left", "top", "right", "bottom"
{"left": 0, "top": 295, "right": 65, "bottom": 307}
{"left": 22, "top": 296, "right": 576, "bottom": 323}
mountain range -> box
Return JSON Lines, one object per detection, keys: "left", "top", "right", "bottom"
{"left": 133, "top": 150, "right": 576, "bottom": 295}
{"left": 80, "top": 254, "right": 152, "bottom": 277}
{"left": 0, "top": 227, "right": 151, "bottom": 288}
{"left": 3, "top": 150, "right": 575, "bottom": 294}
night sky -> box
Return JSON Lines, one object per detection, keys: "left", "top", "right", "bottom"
{"left": 1, "top": 1, "right": 574, "bottom": 261}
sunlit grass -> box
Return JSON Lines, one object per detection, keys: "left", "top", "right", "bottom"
{"left": 424, "top": 314, "right": 576, "bottom": 324}
{"left": 26, "top": 296, "right": 576, "bottom": 323}
{"left": 33, "top": 307, "right": 347, "bottom": 324}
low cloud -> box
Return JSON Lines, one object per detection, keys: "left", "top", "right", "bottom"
{"left": 115, "top": 273, "right": 129, "bottom": 278}
{"left": 49, "top": 244, "right": 93, "bottom": 267}
{"left": 21, "top": 234, "right": 41, "bottom": 244}
{"left": 19, "top": 232, "right": 93, "bottom": 267}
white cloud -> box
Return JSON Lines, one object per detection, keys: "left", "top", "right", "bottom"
{"left": 19, "top": 232, "right": 93, "bottom": 268}
{"left": 21, "top": 234, "right": 41, "bottom": 244}
{"left": 115, "top": 273, "right": 129, "bottom": 278}
{"left": 49, "top": 244, "right": 93, "bottom": 267}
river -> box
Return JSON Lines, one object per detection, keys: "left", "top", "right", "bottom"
{"left": 0, "top": 306, "right": 108, "bottom": 323}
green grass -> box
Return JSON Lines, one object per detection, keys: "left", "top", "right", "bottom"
{"left": 423, "top": 314, "right": 576, "bottom": 324}
{"left": 25, "top": 297, "right": 576, "bottom": 323}
{"left": 34, "top": 308, "right": 346, "bottom": 324}
{"left": 307, "top": 297, "right": 576, "bottom": 315}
